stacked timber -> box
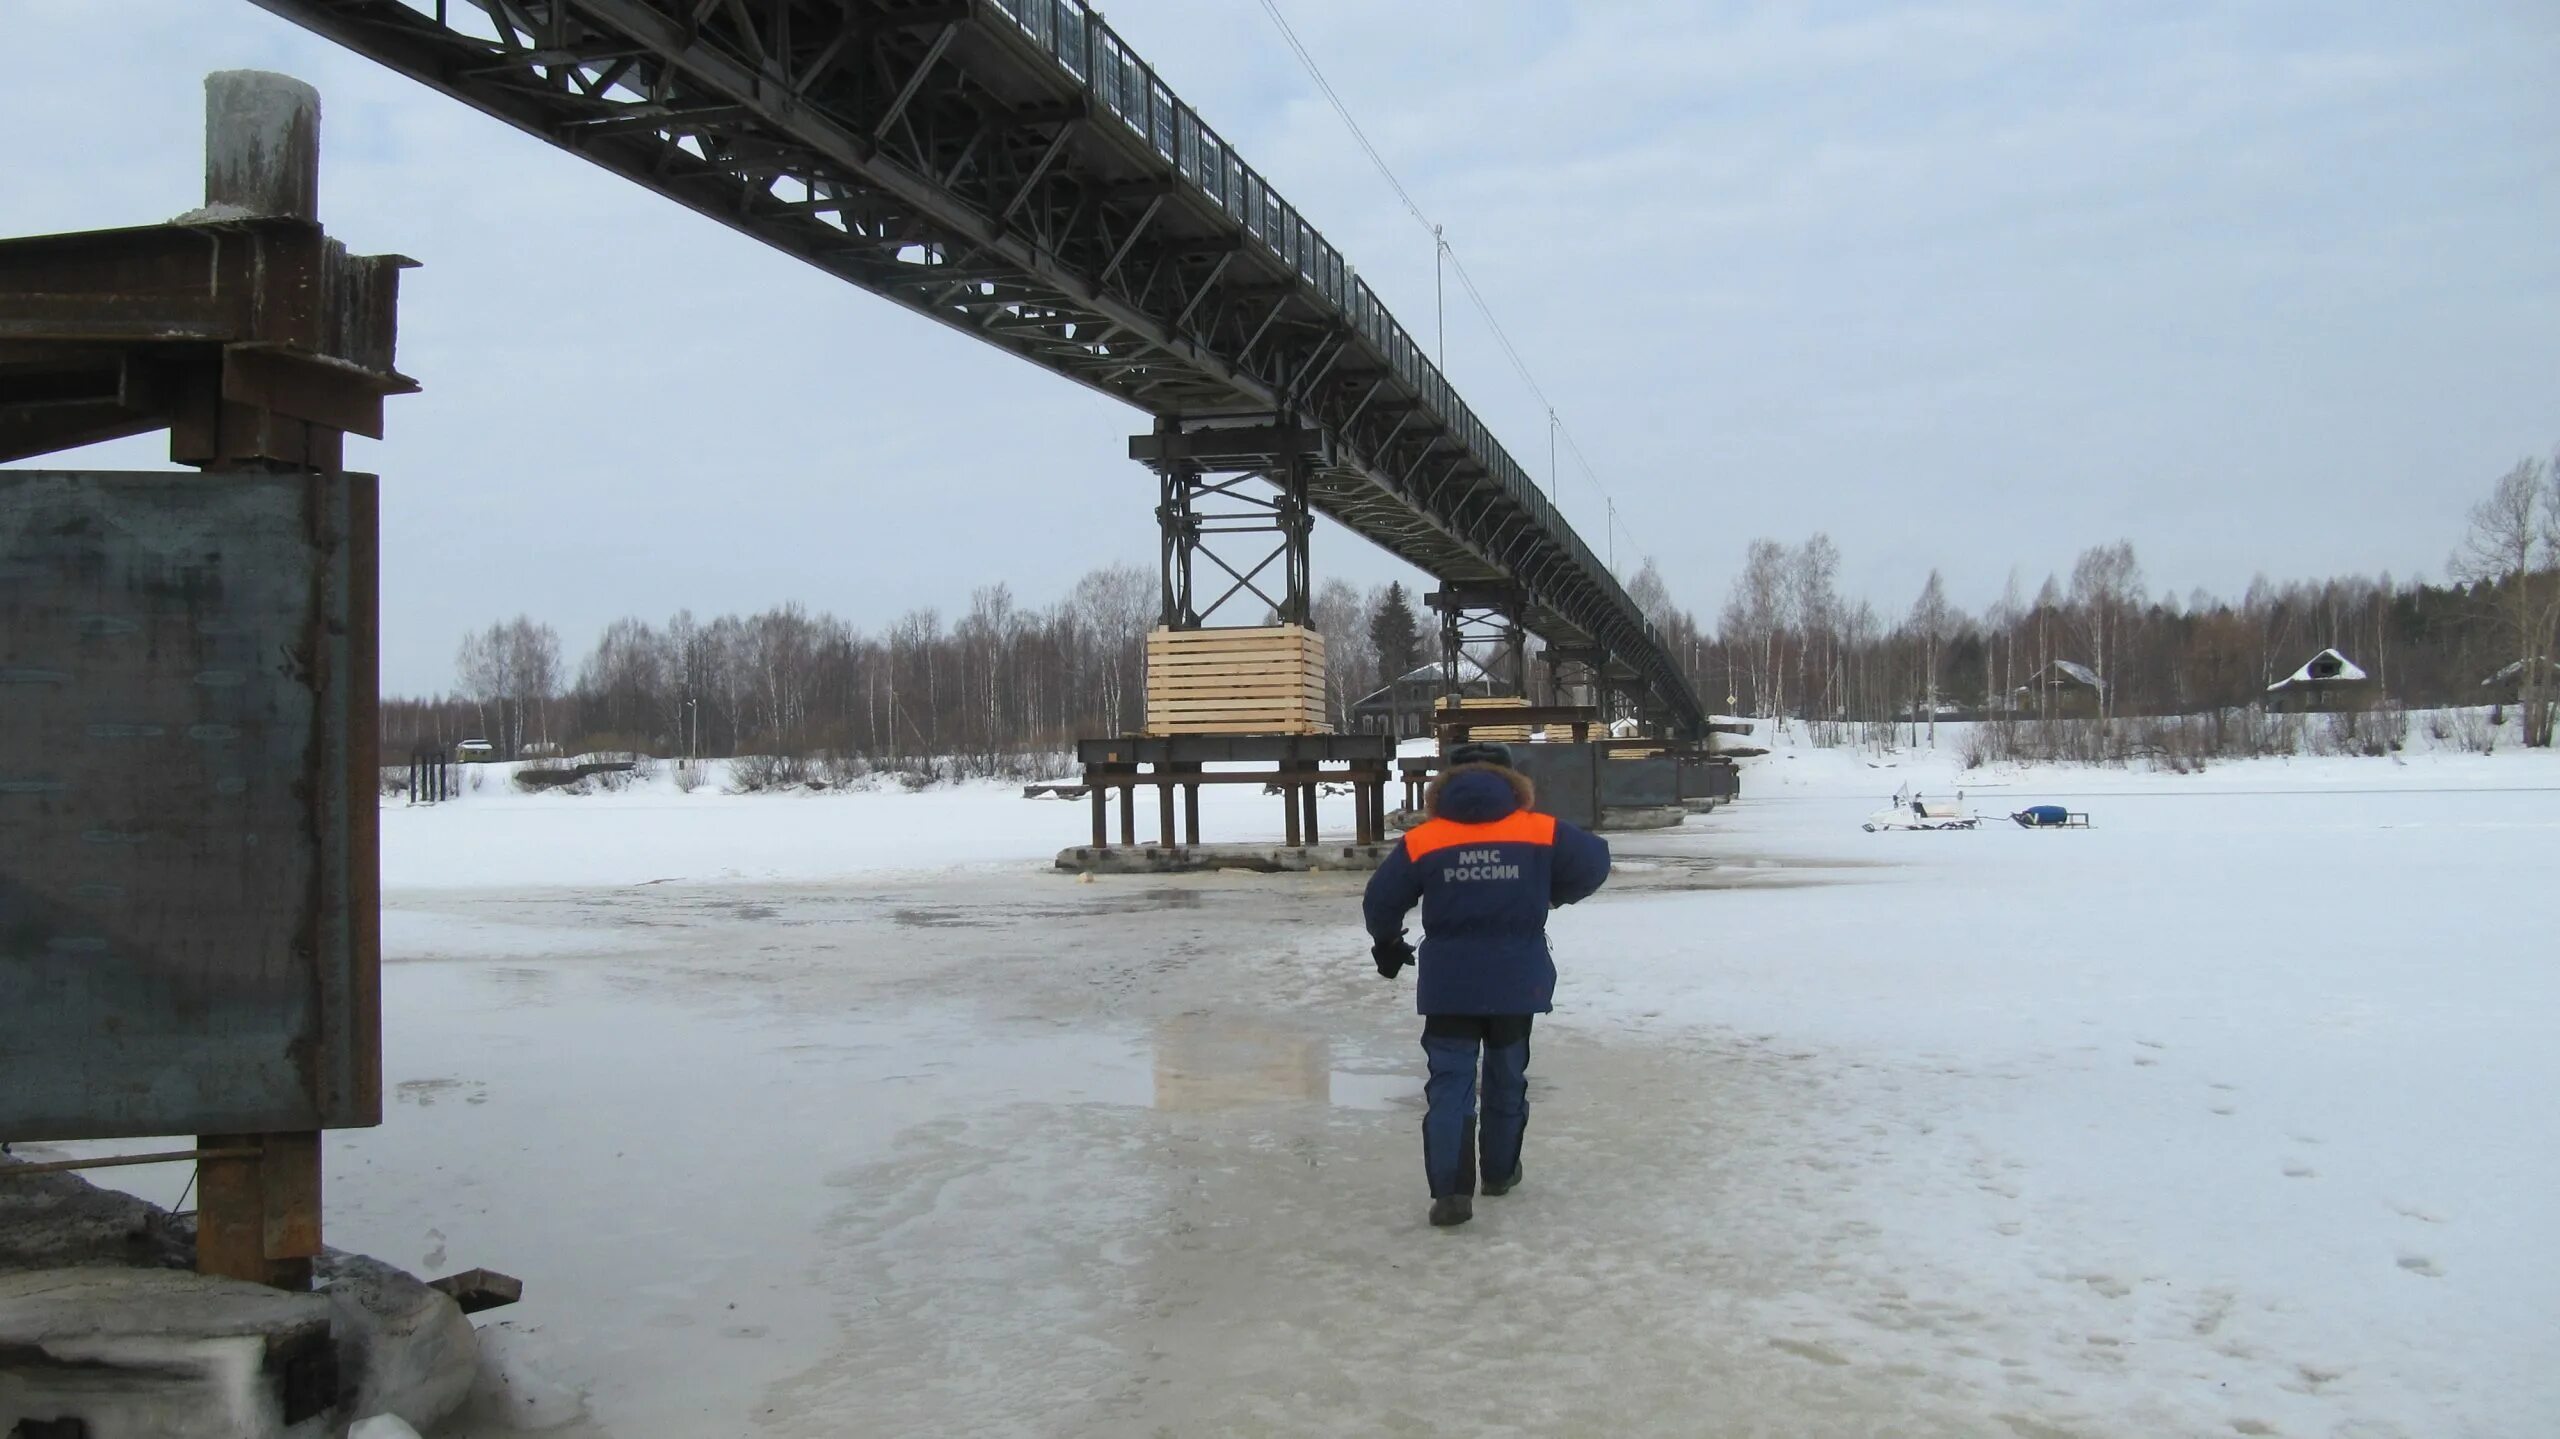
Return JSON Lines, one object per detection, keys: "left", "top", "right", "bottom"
{"left": 1446, "top": 695, "right": 1534, "bottom": 743}
{"left": 1144, "top": 625, "right": 1329, "bottom": 735}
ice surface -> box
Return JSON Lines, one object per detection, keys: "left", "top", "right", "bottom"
{"left": 49, "top": 735, "right": 2552, "bottom": 1435}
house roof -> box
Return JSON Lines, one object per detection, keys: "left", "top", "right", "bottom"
{"left": 2268, "top": 647, "right": 2368, "bottom": 691}
{"left": 2483, "top": 656, "right": 2557, "bottom": 686}
{"left": 2048, "top": 659, "right": 2102, "bottom": 689}
{"left": 1351, "top": 663, "right": 1496, "bottom": 713}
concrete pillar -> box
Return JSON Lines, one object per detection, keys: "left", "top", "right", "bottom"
{"left": 205, "top": 70, "right": 321, "bottom": 221}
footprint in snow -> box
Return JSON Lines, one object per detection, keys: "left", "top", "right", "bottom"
{"left": 2397, "top": 1254, "right": 2443, "bottom": 1278}
{"left": 1767, "top": 1337, "right": 1851, "bottom": 1367}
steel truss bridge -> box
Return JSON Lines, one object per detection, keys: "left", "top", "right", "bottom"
{"left": 251, "top": 0, "right": 1709, "bottom": 734}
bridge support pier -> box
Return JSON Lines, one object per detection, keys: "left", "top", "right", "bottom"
{"left": 1133, "top": 416, "right": 1325, "bottom": 629}
{"left": 1427, "top": 586, "right": 1530, "bottom": 702}
{"left": 1545, "top": 645, "right": 1651, "bottom": 731}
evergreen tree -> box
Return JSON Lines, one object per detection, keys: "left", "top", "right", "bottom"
{"left": 1369, "top": 582, "right": 1423, "bottom": 681}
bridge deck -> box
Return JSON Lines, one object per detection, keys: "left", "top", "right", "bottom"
{"left": 249, "top": 0, "right": 1706, "bottom": 731}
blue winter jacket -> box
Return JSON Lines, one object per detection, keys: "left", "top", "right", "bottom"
{"left": 1362, "top": 765, "right": 1612, "bottom": 1015}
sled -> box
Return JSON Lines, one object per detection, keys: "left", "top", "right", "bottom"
{"left": 2010, "top": 805, "right": 2091, "bottom": 829}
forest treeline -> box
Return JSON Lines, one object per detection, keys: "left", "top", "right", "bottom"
{"left": 387, "top": 449, "right": 2560, "bottom": 768}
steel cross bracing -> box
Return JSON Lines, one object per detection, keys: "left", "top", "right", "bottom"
{"left": 246, "top": 0, "right": 1708, "bottom": 734}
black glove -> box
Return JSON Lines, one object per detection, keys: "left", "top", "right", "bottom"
{"left": 1373, "top": 935, "right": 1415, "bottom": 979}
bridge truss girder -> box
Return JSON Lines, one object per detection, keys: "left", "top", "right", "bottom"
{"left": 245, "top": 0, "right": 1707, "bottom": 735}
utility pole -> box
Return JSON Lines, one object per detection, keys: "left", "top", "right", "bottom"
{"left": 1433, "top": 224, "right": 1446, "bottom": 370}
{"left": 1547, "top": 407, "right": 1558, "bottom": 501}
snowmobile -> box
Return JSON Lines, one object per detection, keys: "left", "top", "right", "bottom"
{"left": 1862, "top": 800, "right": 1979, "bottom": 832}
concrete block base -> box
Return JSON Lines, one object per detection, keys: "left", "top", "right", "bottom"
{"left": 1598, "top": 805, "right": 1690, "bottom": 832}
{"left": 1056, "top": 842, "right": 1394, "bottom": 875}
{"left": 0, "top": 1159, "right": 479, "bottom": 1437}
{"left": 0, "top": 1267, "right": 340, "bottom": 1438}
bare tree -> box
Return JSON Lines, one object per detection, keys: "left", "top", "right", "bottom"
{"left": 2069, "top": 541, "right": 2144, "bottom": 723}
{"left": 453, "top": 615, "right": 560, "bottom": 757}
{"left": 1907, "top": 568, "right": 1956, "bottom": 746}
{"left": 1626, "top": 558, "right": 1678, "bottom": 632}
{"left": 1309, "top": 577, "right": 1376, "bottom": 728}
{"left": 1718, "top": 538, "right": 1791, "bottom": 720}
{"left": 1071, "top": 564, "right": 1154, "bottom": 735}
{"left": 2452, "top": 454, "right": 2560, "bottom": 746}
{"left": 1791, "top": 535, "right": 1840, "bottom": 738}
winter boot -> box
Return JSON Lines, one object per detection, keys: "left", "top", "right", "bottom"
{"left": 1429, "top": 1194, "right": 1474, "bottom": 1228}
{"left": 1483, "top": 1162, "right": 1523, "bottom": 1197}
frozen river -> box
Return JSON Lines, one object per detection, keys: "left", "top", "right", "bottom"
{"left": 259, "top": 756, "right": 2557, "bottom": 1439}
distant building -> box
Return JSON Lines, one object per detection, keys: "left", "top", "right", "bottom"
{"left": 2012, "top": 659, "right": 2104, "bottom": 717}
{"left": 2266, "top": 648, "right": 2371, "bottom": 711}
{"left": 1352, "top": 663, "right": 1498, "bottom": 738}
{"left": 2480, "top": 656, "right": 2557, "bottom": 703}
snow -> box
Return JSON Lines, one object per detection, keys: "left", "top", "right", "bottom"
{"left": 380, "top": 759, "right": 1385, "bottom": 890}
{"left": 44, "top": 732, "right": 2555, "bottom": 1435}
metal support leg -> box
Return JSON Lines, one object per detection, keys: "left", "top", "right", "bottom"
{"left": 1089, "top": 772, "right": 1107, "bottom": 848}
{"left": 1118, "top": 780, "right": 1136, "bottom": 848}
{"left": 1301, "top": 770, "right": 1320, "bottom": 845}
{"left": 1158, "top": 772, "right": 1177, "bottom": 848}
{"left": 1282, "top": 768, "right": 1302, "bottom": 847}
{"left": 1181, "top": 766, "right": 1202, "bottom": 845}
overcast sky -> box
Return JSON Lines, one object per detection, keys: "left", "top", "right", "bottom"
{"left": 9, "top": 1, "right": 2555, "bottom": 694}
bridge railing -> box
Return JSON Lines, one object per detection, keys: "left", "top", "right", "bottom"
{"left": 986, "top": 0, "right": 1676, "bottom": 674}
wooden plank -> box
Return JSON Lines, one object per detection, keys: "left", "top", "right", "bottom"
{"left": 427, "top": 1267, "right": 524, "bottom": 1315}
{"left": 1152, "top": 640, "right": 1331, "bottom": 660}
{"left": 1150, "top": 665, "right": 1324, "bottom": 679}
{"left": 1148, "top": 672, "right": 1323, "bottom": 688}
{"left": 1152, "top": 686, "right": 1331, "bottom": 701}
{"left": 1147, "top": 632, "right": 1322, "bottom": 648}
{"left": 1148, "top": 631, "right": 1324, "bottom": 650}
{"left": 1148, "top": 624, "right": 1314, "bottom": 640}
{"left": 1147, "top": 624, "right": 1328, "bottom": 741}
{"left": 1145, "top": 681, "right": 1330, "bottom": 698}
{"left": 1147, "top": 649, "right": 1322, "bottom": 668}
{"left": 1148, "top": 650, "right": 1322, "bottom": 664}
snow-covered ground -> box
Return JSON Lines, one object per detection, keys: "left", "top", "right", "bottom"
{"left": 36, "top": 738, "right": 2559, "bottom": 1436}
{"left": 378, "top": 760, "right": 1387, "bottom": 890}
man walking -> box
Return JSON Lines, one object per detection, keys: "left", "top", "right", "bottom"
{"left": 1364, "top": 742, "right": 1611, "bottom": 1227}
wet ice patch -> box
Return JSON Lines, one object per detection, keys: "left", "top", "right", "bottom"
{"left": 380, "top": 907, "right": 628, "bottom": 961}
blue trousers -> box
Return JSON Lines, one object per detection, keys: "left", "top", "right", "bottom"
{"left": 1421, "top": 1014, "right": 1534, "bottom": 1198}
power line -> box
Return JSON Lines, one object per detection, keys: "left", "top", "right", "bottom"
{"left": 1249, "top": 0, "right": 1647, "bottom": 581}
{"left": 1250, "top": 0, "right": 1431, "bottom": 234}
